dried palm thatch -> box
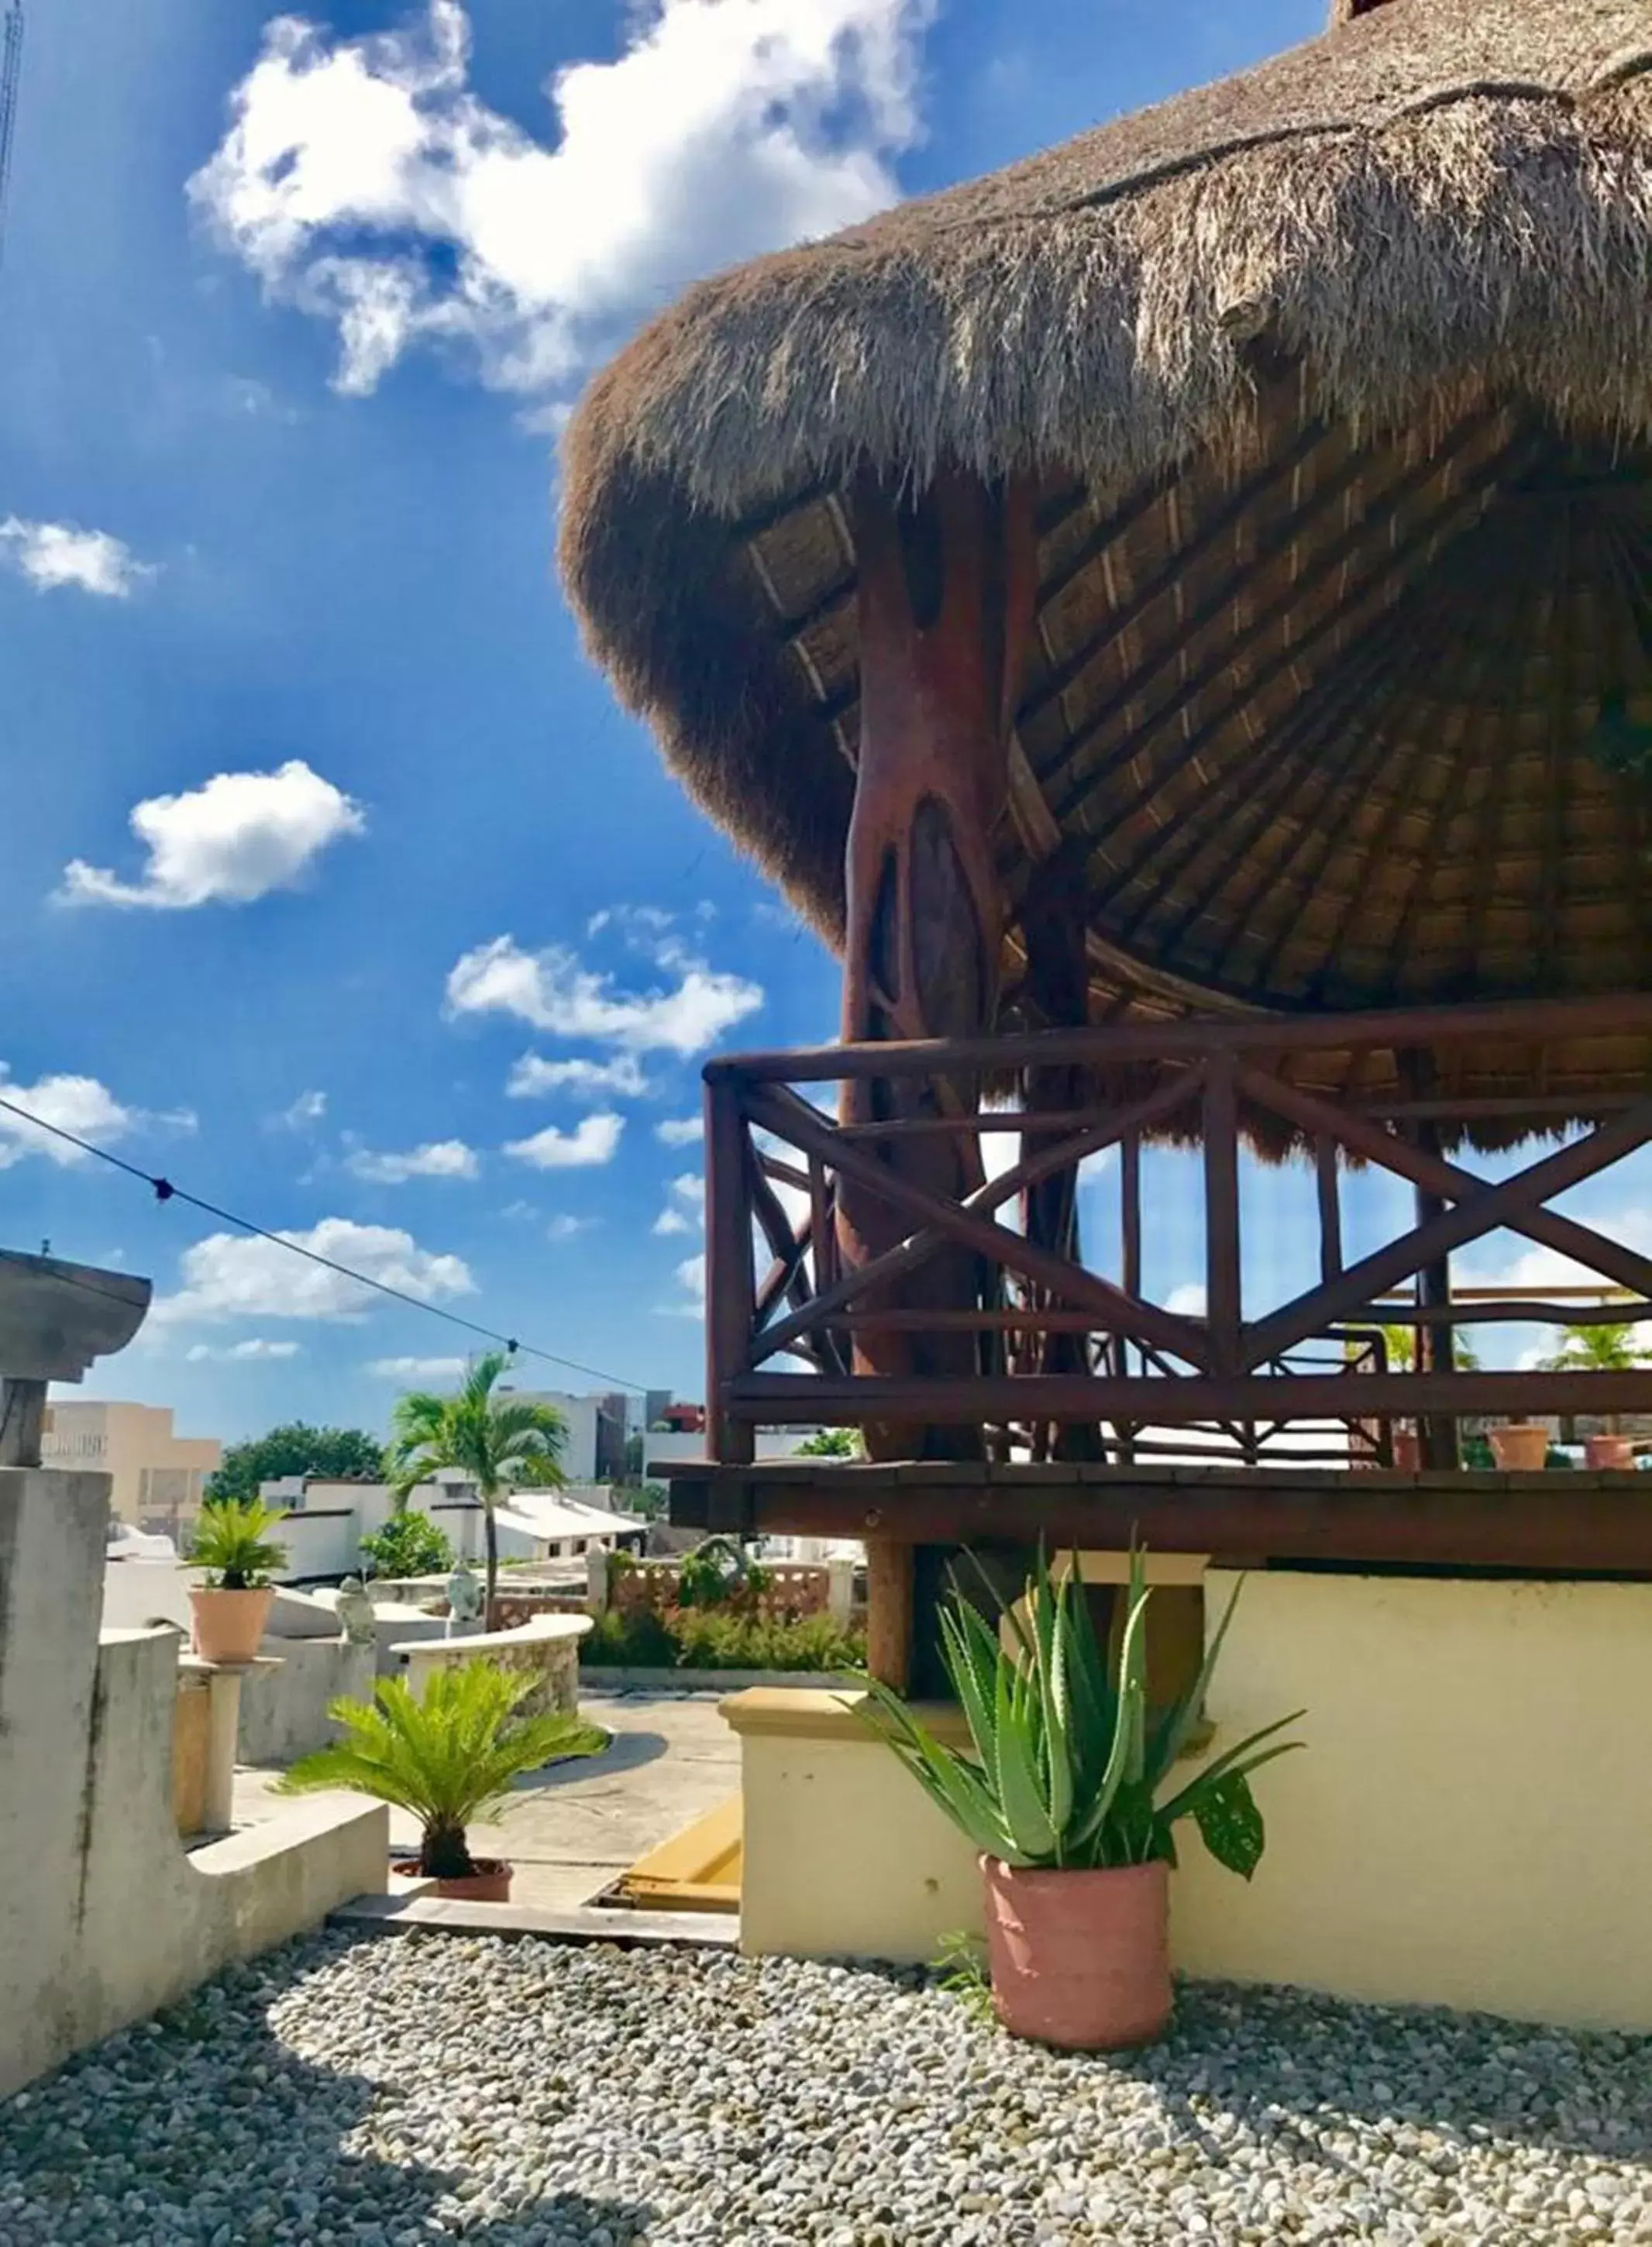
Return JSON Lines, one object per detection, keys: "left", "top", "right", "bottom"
{"left": 560, "top": 0, "right": 1652, "bottom": 1131}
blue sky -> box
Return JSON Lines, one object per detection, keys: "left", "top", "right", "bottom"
{"left": 2, "top": 0, "right": 1634, "bottom": 1445}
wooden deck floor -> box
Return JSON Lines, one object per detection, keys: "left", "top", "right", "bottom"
{"left": 665, "top": 1457, "right": 1652, "bottom": 1571}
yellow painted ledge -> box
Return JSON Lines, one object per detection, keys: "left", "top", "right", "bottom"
{"left": 719, "top": 1686, "right": 972, "bottom": 1748}
{"left": 618, "top": 1794, "right": 742, "bottom": 1912}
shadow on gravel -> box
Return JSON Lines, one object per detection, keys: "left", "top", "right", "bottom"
{"left": 1117, "top": 1979, "right": 1652, "bottom": 2170}
{"left": 0, "top": 1944, "right": 654, "bottom": 2247}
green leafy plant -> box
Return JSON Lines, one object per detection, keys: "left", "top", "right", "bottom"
{"left": 795, "top": 1427, "right": 862, "bottom": 1458}
{"left": 189, "top": 1499, "right": 288, "bottom": 1590}
{"left": 385, "top": 1349, "right": 568, "bottom": 1629}
{"left": 676, "top": 1534, "right": 765, "bottom": 1609}
{"left": 359, "top": 1512, "right": 455, "bottom": 1581}
{"left": 277, "top": 1660, "right": 605, "bottom": 1881}
{"left": 932, "top": 1930, "right": 993, "bottom": 2024}
{"left": 858, "top": 1548, "right": 1303, "bottom": 1877}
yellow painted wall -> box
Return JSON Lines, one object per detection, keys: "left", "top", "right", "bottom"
{"left": 1171, "top": 1569, "right": 1652, "bottom": 2031}
{"left": 724, "top": 1570, "right": 1652, "bottom": 2032}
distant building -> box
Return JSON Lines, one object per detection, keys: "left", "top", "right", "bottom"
{"left": 491, "top": 1386, "right": 628, "bottom": 1482}
{"left": 257, "top": 1471, "right": 645, "bottom": 1581}
{"left": 42, "top": 1401, "right": 222, "bottom": 1539}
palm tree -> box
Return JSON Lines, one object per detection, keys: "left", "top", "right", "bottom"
{"left": 1377, "top": 1323, "right": 1478, "bottom": 1373}
{"left": 1539, "top": 1321, "right": 1652, "bottom": 1434}
{"left": 386, "top": 1351, "right": 568, "bottom": 1628}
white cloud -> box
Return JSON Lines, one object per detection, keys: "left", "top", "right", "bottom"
{"left": 190, "top": 0, "right": 929, "bottom": 401}
{"left": 58, "top": 759, "right": 364, "bottom": 910}
{"left": 657, "top": 1248, "right": 707, "bottom": 1317}
{"left": 1458, "top": 1217, "right": 1652, "bottom": 1296}
{"left": 368, "top": 1354, "right": 467, "bottom": 1380}
{"left": 652, "top": 1171, "right": 705, "bottom": 1235}
{"left": 0, "top": 518, "right": 155, "bottom": 597}
{"left": 656, "top": 1115, "right": 704, "bottom": 1147}
{"left": 0, "top": 1065, "right": 194, "bottom": 1169}
{"left": 507, "top": 1052, "right": 649, "bottom": 1100}
{"left": 271, "top": 1088, "right": 328, "bottom": 1130}
{"left": 546, "top": 1213, "right": 597, "bottom": 1242}
{"left": 153, "top": 1216, "right": 473, "bottom": 1323}
{"left": 346, "top": 1137, "right": 480, "bottom": 1183}
{"left": 448, "top": 935, "right": 761, "bottom": 1055}
{"left": 504, "top": 1112, "right": 624, "bottom": 1169}
{"left": 185, "top": 1337, "right": 303, "bottom": 1362}
{"left": 1166, "top": 1282, "right": 1207, "bottom": 1318}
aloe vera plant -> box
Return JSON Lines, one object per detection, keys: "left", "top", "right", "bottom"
{"left": 856, "top": 1548, "right": 1303, "bottom": 1877}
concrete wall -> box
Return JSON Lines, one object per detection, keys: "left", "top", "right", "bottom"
{"left": 0, "top": 1466, "right": 387, "bottom": 2099}
{"left": 394, "top": 1614, "right": 590, "bottom": 1719}
{"left": 237, "top": 1637, "right": 376, "bottom": 1766}
{"left": 724, "top": 1567, "right": 1652, "bottom": 2034}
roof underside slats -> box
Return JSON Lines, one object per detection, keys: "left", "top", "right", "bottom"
{"left": 559, "top": 0, "right": 1652, "bottom": 1124}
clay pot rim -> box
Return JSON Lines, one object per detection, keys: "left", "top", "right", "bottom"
{"left": 979, "top": 1853, "right": 1168, "bottom": 1885}
{"left": 392, "top": 1856, "right": 511, "bottom": 1881}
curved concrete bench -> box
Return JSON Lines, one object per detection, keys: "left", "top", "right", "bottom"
{"left": 389, "top": 1612, "right": 591, "bottom": 1718}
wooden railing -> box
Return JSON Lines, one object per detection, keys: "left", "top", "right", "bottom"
{"left": 701, "top": 997, "right": 1652, "bottom": 1465}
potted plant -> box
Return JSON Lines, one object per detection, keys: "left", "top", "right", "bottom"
{"left": 857, "top": 1549, "right": 1303, "bottom": 2050}
{"left": 188, "top": 1499, "right": 289, "bottom": 1663}
{"left": 278, "top": 1659, "right": 604, "bottom": 1901}
{"left": 1488, "top": 1419, "right": 1550, "bottom": 1470}
{"left": 1539, "top": 1321, "right": 1650, "bottom": 1468}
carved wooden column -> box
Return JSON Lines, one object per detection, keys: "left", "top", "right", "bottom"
{"left": 840, "top": 470, "right": 1033, "bottom": 1685}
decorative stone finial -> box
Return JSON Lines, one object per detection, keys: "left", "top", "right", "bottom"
{"left": 0, "top": 1248, "right": 152, "bottom": 1468}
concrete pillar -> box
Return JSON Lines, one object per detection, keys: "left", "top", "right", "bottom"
{"left": 827, "top": 1555, "right": 855, "bottom": 1630}
{"left": 585, "top": 1543, "right": 610, "bottom": 1615}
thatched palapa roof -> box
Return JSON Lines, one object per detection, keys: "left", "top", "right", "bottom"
{"left": 560, "top": 0, "right": 1652, "bottom": 1121}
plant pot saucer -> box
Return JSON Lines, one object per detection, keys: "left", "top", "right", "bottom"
{"left": 393, "top": 1856, "right": 513, "bottom": 1904}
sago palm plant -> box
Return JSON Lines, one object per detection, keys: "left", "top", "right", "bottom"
{"left": 189, "top": 1499, "right": 288, "bottom": 1588}
{"left": 385, "top": 1349, "right": 569, "bottom": 1627}
{"left": 858, "top": 1548, "right": 1303, "bottom": 1877}
{"left": 278, "top": 1660, "right": 604, "bottom": 1881}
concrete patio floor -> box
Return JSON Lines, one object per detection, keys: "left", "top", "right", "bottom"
{"left": 232, "top": 1688, "right": 740, "bottom": 1912}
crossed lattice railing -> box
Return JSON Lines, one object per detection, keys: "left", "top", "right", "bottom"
{"left": 700, "top": 996, "right": 1652, "bottom": 1466}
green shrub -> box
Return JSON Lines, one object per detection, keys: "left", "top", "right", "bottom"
{"left": 360, "top": 1513, "right": 454, "bottom": 1580}
{"left": 578, "top": 1605, "right": 863, "bottom": 1672}
{"left": 582, "top": 1607, "right": 676, "bottom": 1667}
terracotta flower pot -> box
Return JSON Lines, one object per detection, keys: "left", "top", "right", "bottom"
{"left": 395, "top": 1856, "right": 513, "bottom": 1902}
{"left": 188, "top": 1585, "right": 274, "bottom": 1665}
{"left": 1585, "top": 1433, "right": 1636, "bottom": 1471}
{"left": 980, "top": 1855, "right": 1170, "bottom": 2049}
{"left": 1489, "top": 1423, "right": 1550, "bottom": 1471}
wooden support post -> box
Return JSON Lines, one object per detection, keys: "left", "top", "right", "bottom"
{"left": 1316, "top": 1137, "right": 1343, "bottom": 1283}
{"left": 1402, "top": 1057, "right": 1459, "bottom": 1471}
{"left": 704, "top": 1075, "right": 756, "bottom": 1467}
{"left": 1019, "top": 838, "right": 1106, "bottom": 1460}
{"left": 865, "top": 1536, "right": 915, "bottom": 1692}
{"left": 1203, "top": 1053, "right": 1242, "bottom": 1376}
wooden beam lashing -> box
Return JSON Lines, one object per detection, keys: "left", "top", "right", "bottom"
{"left": 838, "top": 471, "right": 1034, "bottom": 1461}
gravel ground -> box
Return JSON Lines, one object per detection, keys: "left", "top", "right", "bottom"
{"left": 2, "top": 1932, "right": 1649, "bottom": 2247}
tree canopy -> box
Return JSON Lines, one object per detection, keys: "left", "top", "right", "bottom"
{"left": 205, "top": 1421, "right": 386, "bottom": 1505}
